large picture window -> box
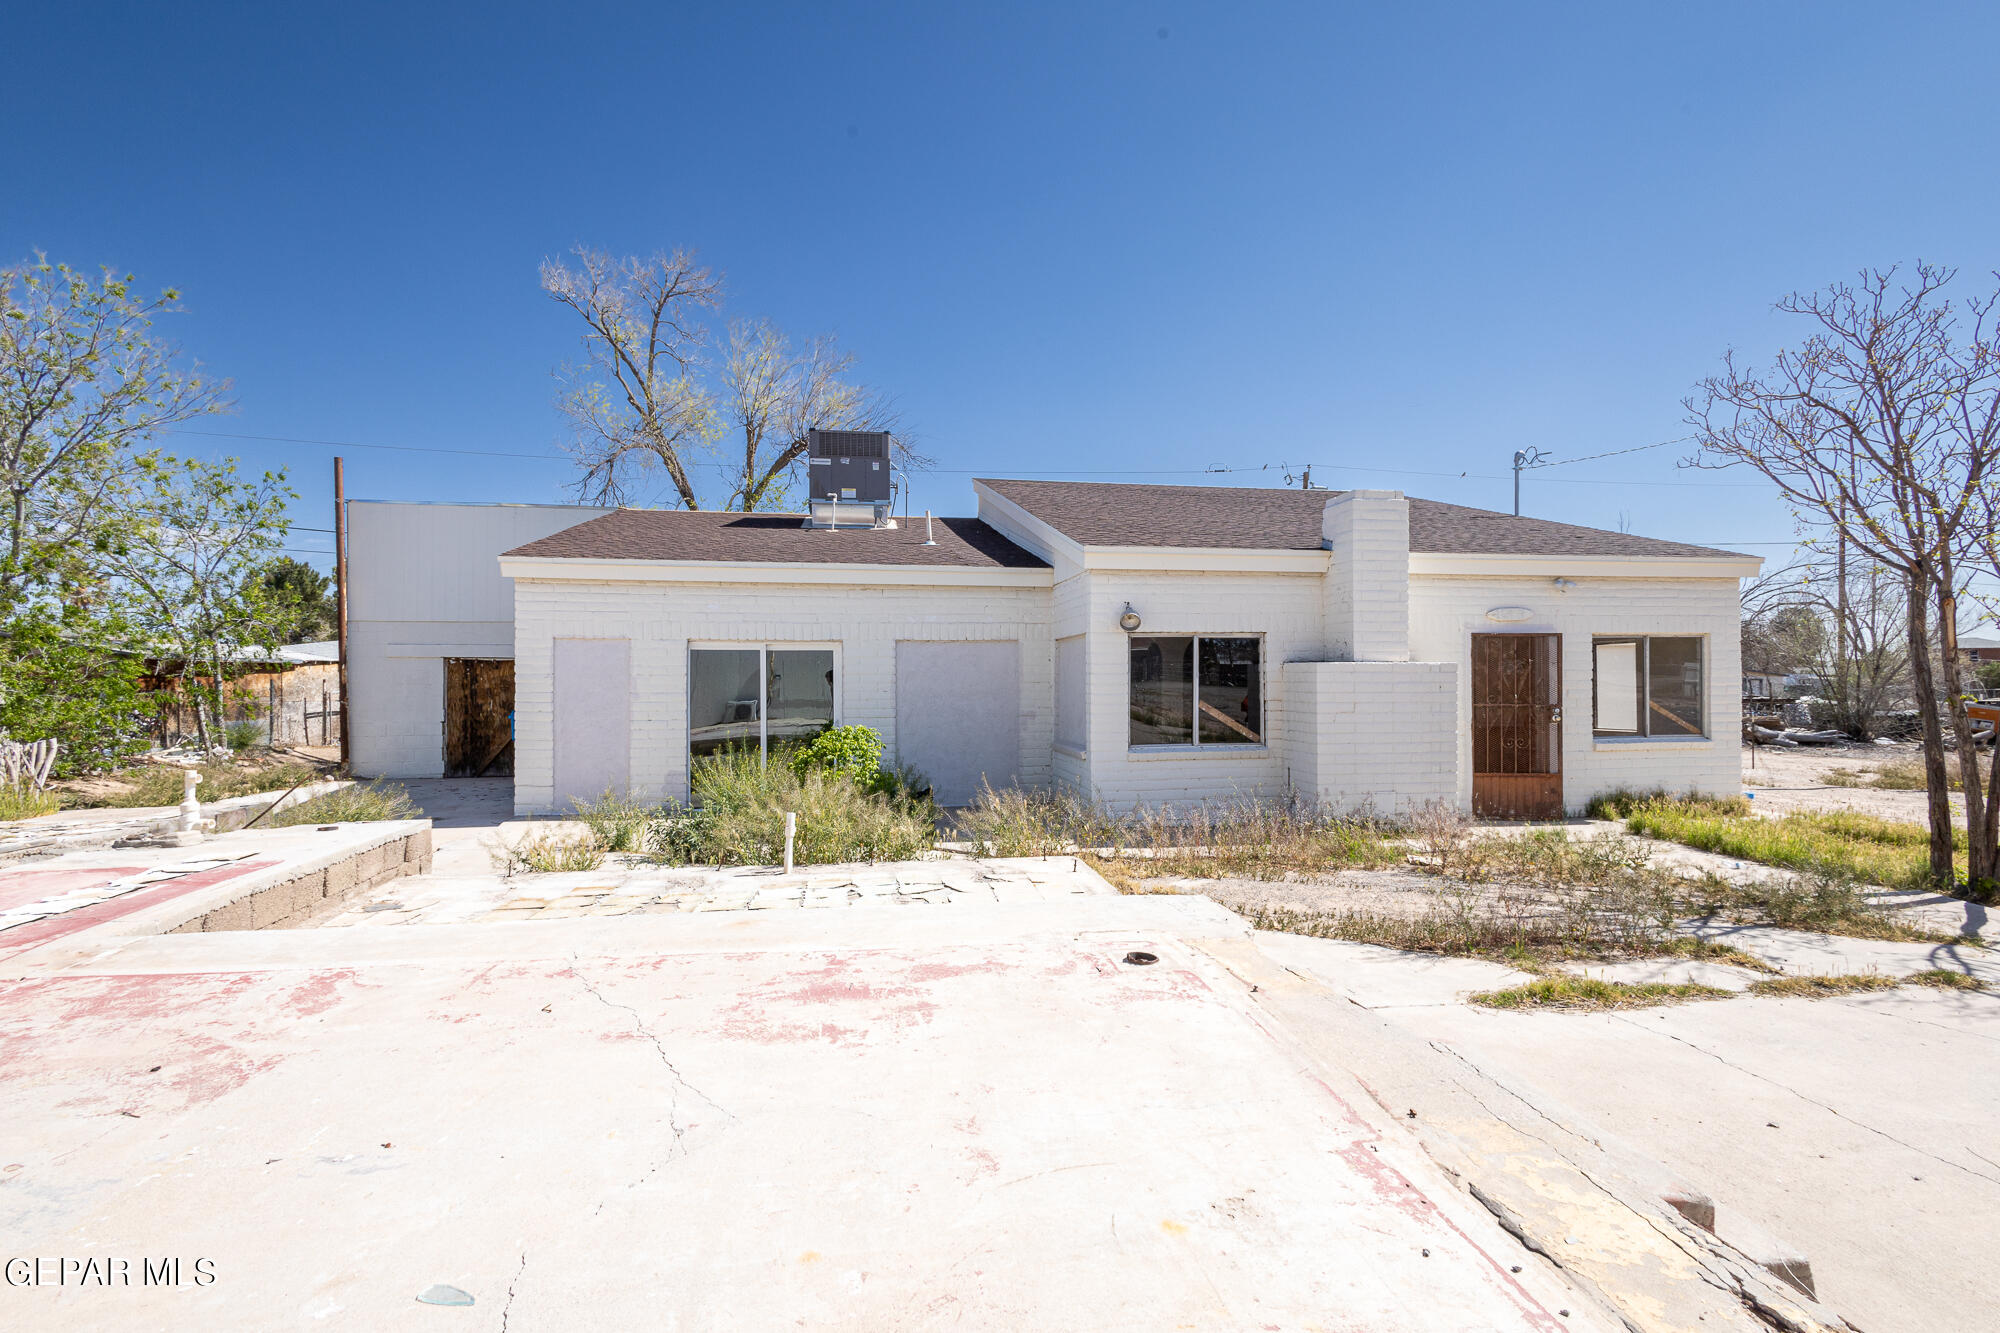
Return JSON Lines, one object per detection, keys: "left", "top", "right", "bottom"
{"left": 1593, "top": 636, "right": 1704, "bottom": 737}
{"left": 1129, "top": 635, "right": 1262, "bottom": 747}
{"left": 689, "top": 645, "right": 836, "bottom": 762}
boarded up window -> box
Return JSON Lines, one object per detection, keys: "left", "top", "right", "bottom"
{"left": 1055, "top": 636, "right": 1086, "bottom": 750}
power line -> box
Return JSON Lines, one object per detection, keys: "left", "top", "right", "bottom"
{"left": 165, "top": 428, "right": 1768, "bottom": 489}
{"left": 1529, "top": 437, "right": 1686, "bottom": 469}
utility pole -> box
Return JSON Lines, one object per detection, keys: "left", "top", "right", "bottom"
{"left": 1511, "top": 448, "right": 1549, "bottom": 516}
{"left": 334, "top": 457, "right": 350, "bottom": 773}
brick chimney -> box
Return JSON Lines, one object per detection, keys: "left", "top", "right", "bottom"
{"left": 1321, "top": 490, "right": 1410, "bottom": 662}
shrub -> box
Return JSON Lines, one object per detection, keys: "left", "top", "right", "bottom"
{"left": 268, "top": 781, "right": 417, "bottom": 826}
{"left": 681, "top": 746, "right": 936, "bottom": 866}
{"left": 786, "top": 725, "right": 889, "bottom": 788}
{"left": 224, "top": 719, "right": 266, "bottom": 753}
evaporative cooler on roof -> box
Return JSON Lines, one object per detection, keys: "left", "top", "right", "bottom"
{"left": 807, "top": 429, "right": 892, "bottom": 505}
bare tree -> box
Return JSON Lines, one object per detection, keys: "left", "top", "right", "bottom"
{"left": 0, "top": 257, "right": 229, "bottom": 608}
{"left": 544, "top": 248, "right": 917, "bottom": 512}
{"left": 541, "top": 248, "right": 724, "bottom": 509}
{"left": 1689, "top": 264, "right": 2000, "bottom": 891}
{"left": 717, "top": 318, "right": 902, "bottom": 512}
{"left": 1742, "top": 560, "right": 1909, "bottom": 736}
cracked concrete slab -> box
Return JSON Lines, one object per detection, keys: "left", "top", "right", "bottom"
{"left": 1388, "top": 982, "right": 2000, "bottom": 1333}
{"left": 0, "top": 895, "right": 1610, "bottom": 1331}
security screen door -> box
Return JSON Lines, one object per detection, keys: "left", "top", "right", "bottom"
{"left": 1471, "top": 633, "right": 1563, "bottom": 820}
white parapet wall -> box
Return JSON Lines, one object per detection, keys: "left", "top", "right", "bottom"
{"left": 1282, "top": 659, "right": 1460, "bottom": 814}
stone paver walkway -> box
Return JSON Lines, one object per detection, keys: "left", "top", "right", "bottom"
{"left": 316, "top": 855, "right": 1113, "bottom": 927}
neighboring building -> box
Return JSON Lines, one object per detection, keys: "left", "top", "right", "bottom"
{"left": 347, "top": 464, "right": 1760, "bottom": 819}
{"left": 142, "top": 641, "right": 341, "bottom": 747}
{"left": 346, "top": 501, "right": 614, "bottom": 779}
{"left": 1960, "top": 636, "right": 2000, "bottom": 665}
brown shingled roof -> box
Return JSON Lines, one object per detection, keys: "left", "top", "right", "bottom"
{"left": 977, "top": 479, "right": 1751, "bottom": 559}
{"left": 503, "top": 508, "right": 1048, "bottom": 569}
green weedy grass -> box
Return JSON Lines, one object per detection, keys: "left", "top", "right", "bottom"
{"left": 1469, "top": 976, "right": 1733, "bottom": 1010}
{"left": 1824, "top": 757, "right": 1959, "bottom": 791}
{"left": 570, "top": 788, "right": 654, "bottom": 852}
{"left": 1905, "top": 969, "right": 1986, "bottom": 990}
{"left": 1617, "top": 798, "right": 1965, "bottom": 893}
{"left": 957, "top": 787, "right": 1401, "bottom": 882}
{"left": 0, "top": 787, "right": 61, "bottom": 821}
{"left": 1746, "top": 973, "right": 1900, "bottom": 998}
{"left": 268, "top": 781, "right": 418, "bottom": 826}
{"left": 69, "top": 760, "right": 325, "bottom": 810}
{"left": 495, "top": 831, "right": 607, "bottom": 874}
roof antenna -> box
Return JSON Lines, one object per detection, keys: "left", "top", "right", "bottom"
{"left": 922, "top": 510, "right": 936, "bottom": 545}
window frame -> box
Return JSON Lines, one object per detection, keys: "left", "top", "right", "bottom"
{"left": 687, "top": 641, "right": 842, "bottom": 764}
{"left": 1127, "top": 632, "right": 1266, "bottom": 751}
{"left": 1591, "top": 634, "right": 1707, "bottom": 740}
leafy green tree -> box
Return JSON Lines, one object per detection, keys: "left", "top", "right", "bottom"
{"left": 1978, "top": 660, "right": 2000, "bottom": 692}
{"left": 255, "top": 556, "right": 337, "bottom": 643}
{"left": 108, "top": 457, "right": 296, "bottom": 748}
{"left": 0, "top": 257, "right": 228, "bottom": 612}
{"left": 0, "top": 603, "right": 149, "bottom": 774}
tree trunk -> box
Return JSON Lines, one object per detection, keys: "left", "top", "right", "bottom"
{"left": 1937, "top": 583, "right": 1994, "bottom": 887}
{"left": 1904, "top": 583, "right": 1956, "bottom": 886}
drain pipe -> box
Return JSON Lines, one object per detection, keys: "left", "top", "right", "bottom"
{"left": 783, "top": 810, "right": 796, "bottom": 873}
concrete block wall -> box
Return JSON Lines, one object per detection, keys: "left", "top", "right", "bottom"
{"left": 1321, "top": 491, "right": 1411, "bottom": 662}
{"left": 1282, "top": 661, "right": 1459, "bottom": 814}
{"left": 1069, "top": 569, "right": 1325, "bottom": 810}
{"left": 1408, "top": 574, "right": 1743, "bottom": 813}
{"left": 167, "top": 828, "right": 433, "bottom": 933}
{"left": 513, "top": 578, "right": 1053, "bottom": 813}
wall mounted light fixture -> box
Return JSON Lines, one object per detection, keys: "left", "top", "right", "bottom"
{"left": 1118, "top": 603, "right": 1142, "bottom": 632}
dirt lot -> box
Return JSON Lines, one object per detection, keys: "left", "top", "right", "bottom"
{"left": 1741, "top": 738, "right": 1973, "bottom": 823}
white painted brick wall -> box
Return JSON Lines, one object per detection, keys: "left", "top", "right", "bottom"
{"left": 1321, "top": 491, "right": 1411, "bottom": 662}
{"left": 1282, "top": 661, "right": 1458, "bottom": 813}
{"left": 1408, "top": 575, "right": 1743, "bottom": 813}
{"left": 512, "top": 578, "right": 1052, "bottom": 814}
{"left": 1069, "top": 569, "right": 1325, "bottom": 810}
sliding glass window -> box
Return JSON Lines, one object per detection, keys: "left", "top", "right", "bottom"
{"left": 1592, "top": 636, "right": 1704, "bottom": 737}
{"left": 689, "top": 646, "right": 837, "bottom": 763}
{"left": 1129, "top": 635, "right": 1262, "bottom": 747}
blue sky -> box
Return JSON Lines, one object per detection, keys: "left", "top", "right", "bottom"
{"left": 11, "top": 2, "right": 2000, "bottom": 576}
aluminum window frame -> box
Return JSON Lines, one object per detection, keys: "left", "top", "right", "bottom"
{"left": 1591, "top": 634, "right": 1707, "bottom": 739}
{"left": 1126, "top": 632, "right": 1267, "bottom": 751}
{"left": 687, "top": 641, "right": 843, "bottom": 763}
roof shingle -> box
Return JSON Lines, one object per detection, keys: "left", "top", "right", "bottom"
{"left": 503, "top": 508, "right": 1048, "bottom": 569}
{"left": 977, "top": 478, "right": 1751, "bottom": 559}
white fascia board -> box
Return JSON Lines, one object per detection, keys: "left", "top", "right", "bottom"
{"left": 497, "top": 556, "right": 1052, "bottom": 589}
{"left": 971, "top": 484, "right": 1086, "bottom": 568}
{"left": 1080, "top": 547, "right": 1329, "bottom": 574}
{"left": 1407, "top": 552, "right": 1763, "bottom": 579}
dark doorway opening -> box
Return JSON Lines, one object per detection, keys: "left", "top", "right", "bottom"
{"left": 444, "top": 658, "right": 515, "bottom": 777}
{"left": 1471, "top": 633, "right": 1563, "bottom": 820}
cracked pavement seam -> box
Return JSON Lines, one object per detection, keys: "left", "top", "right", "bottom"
{"left": 567, "top": 954, "right": 736, "bottom": 1198}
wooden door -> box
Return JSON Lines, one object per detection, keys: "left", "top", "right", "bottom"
{"left": 1471, "top": 634, "right": 1562, "bottom": 819}
{"left": 444, "top": 658, "right": 515, "bottom": 777}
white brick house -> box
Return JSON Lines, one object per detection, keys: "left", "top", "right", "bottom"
{"left": 351, "top": 476, "right": 1759, "bottom": 819}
